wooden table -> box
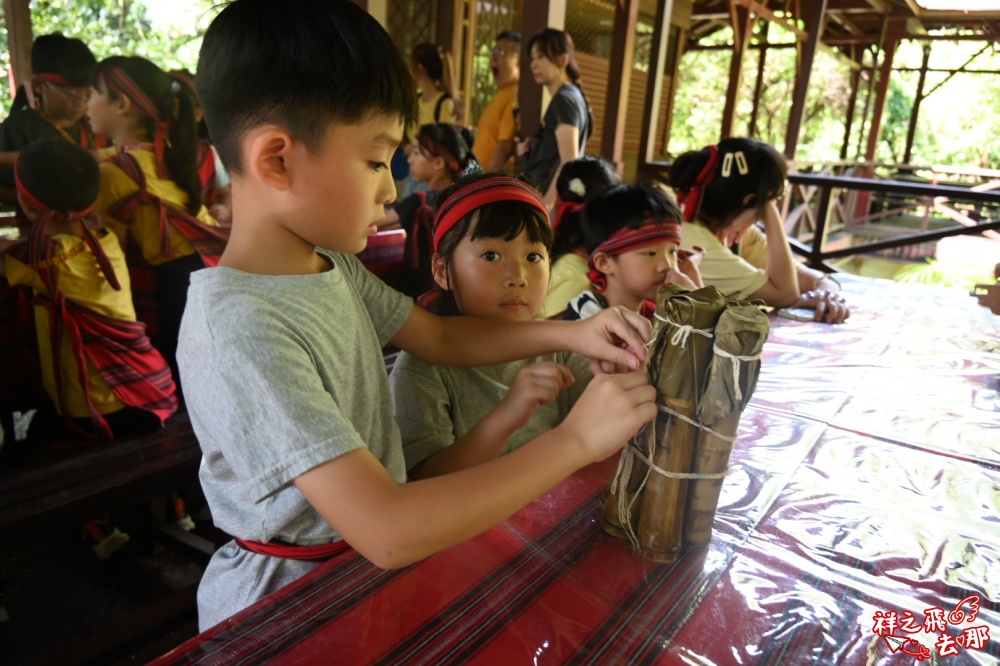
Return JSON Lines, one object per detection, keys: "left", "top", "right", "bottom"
{"left": 151, "top": 276, "right": 1000, "bottom": 665}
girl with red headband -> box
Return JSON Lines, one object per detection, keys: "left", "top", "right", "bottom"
{"left": 87, "top": 56, "right": 229, "bottom": 382}
{"left": 669, "top": 137, "right": 849, "bottom": 324}
{"left": 540, "top": 156, "right": 619, "bottom": 318}
{"left": 377, "top": 123, "right": 474, "bottom": 298}
{"left": 392, "top": 173, "right": 597, "bottom": 479}
{"left": 563, "top": 183, "right": 700, "bottom": 321}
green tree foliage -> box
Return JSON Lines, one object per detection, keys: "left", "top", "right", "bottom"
{"left": 2, "top": 0, "right": 220, "bottom": 111}
{"left": 668, "top": 21, "right": 1000, "bottom": 171}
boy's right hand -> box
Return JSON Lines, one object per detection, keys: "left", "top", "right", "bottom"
{"left": 559, "top": 372, "right": 657, "bottom": 464}
{"left": 494, "top": 362, "right": 575, "bottom": 433}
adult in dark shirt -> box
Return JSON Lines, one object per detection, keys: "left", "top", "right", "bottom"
{"left": 517, "top": 29, "right": 591, "bottom": 208}
{"left": 0, "top": 34, "right": 101, "bottom": 220}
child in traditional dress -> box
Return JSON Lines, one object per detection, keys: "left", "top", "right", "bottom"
{"left": 564, "top": 183, "right": 701, "bottom": 320}
{"left": 391, "top": 173, "right": 593, "bottom": 478}
{"left": 376, "top": 123, "right": 474, "bottom": 297}
{"left": 0, "top": 138, "right": 177, "bottom": 441}
{"left": 669, "top": 137, "right": 849, "bottom": 324}
{"left": 87, "top": 56, "right": 228, "bottom": 380}
{"left": 182, "top": 0, "right": 656, "bottom": 631}
{"left": 540, "top": 156, "right": 619, "bottom": 318}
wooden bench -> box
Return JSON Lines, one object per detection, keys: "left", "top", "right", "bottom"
{"left": 0, "top": 410, "right": 201, "bottom": 539}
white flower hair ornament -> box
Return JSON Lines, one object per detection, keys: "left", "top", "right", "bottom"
{"left": 568, "top": 178, "right": 587, "bottom": 198}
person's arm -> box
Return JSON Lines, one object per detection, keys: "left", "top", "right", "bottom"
{"left": 487, "top": 140, "right": 516, "bottom": 171}
{"left": 409, "top": 361, "right": 575, "bottom": 479}
{"left": 746, "top": 201, "right": 799, "bottom": 307}
{"left": 542, "top": 124, "right": 581, "bottom": 208}
{"left": 389, "top": 303, "right": 650, "bottom": 373}
{"left": 0, "top": 152, "right": 17, "bottom": 168}
{"left": 294, "top": 370, "right": 656, "bottom": 569}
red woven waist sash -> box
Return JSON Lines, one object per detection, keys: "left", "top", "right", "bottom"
{"left": 234, "top": 537, "right": 352, "bottom": 561}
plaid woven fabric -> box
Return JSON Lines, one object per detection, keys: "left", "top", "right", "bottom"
{"left": 105, "top": 150, "right": 228, "bottom": 267}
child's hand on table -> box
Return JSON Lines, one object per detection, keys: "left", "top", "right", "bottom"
{"left": 494, "top": 362, "right": 575, "bottom": 433}
{"left": 559, "top": 372, "right": 657, "bottom": 463}
{"left": 793, "top": 289, "right": 850, "bottom": 324}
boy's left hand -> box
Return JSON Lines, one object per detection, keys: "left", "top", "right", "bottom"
{"left": 573, "top": 307, "right": 651, "bottom": 374}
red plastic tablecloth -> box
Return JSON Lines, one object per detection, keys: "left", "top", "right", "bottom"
{"left": 152, "top": 276, "right": 999, "bottom": 665}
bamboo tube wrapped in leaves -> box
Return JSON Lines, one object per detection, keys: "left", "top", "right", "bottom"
{"left": 602, "top": 284, "right": 727, "bottom": 562}
{"left": 683, "top": 303, "right": 768, "bottom": 546}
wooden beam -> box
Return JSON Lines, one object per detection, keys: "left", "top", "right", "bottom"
{"left": 732, "top": 0, "right": 808, "bottom": 40}
{"left": 516, "top": 0, "right": 567, "bottom": 140}
{"left": 840, "top": 51, "right": 861, "bottom": 160}
{"left": 601, "top": 0, "right": 641, "bottom": 175}
{"left": 748, "top": 19, "right": 768, "bottom": 137}
{"left": 785, "top": 0, "right": 827, "bottom": 159}
{"left": 639, "top": 0, "right": 677, "bottom": 167}
{"left": 720, "top": 1, "right": 751, "bottom": 139}
{"left": 4, "top": 0, "right": 33, "bottom": 96}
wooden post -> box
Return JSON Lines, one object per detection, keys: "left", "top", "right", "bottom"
{"left": 840, "top": 50, "right": 862, "bottom": 161}
{"left": 638, "top": 0, "right": 676, "bottom": 169}
{"left": 864, "top": 24, "right": 901, "bottom": 164}
{"left": 351, "top": 0, "right": 388, "bottom": 27}
{"left": 601, "top": 0, "right": 641, "bottom": 176}
{"left": 4, "top": 0, "right": 33, "bottom": 95}
{"left": 720, "top": 2, "right": 751, "bottom": 139}
{"left": 748, "top": 19, "right": 768, "bottom": 138}
{"left": 517, "top": 0, "right": 567, "bottom": 139}
{"left": 437, "top": 0, "right": 472, "bottom": 124}
{"left": 903, "top": 44, "right": 931, "bottom": 166}
{"left": 784, "top": 0, "right": 828, "bottom": 160}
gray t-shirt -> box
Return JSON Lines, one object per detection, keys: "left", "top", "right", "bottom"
{"left": 177, "top": 250, "right": 412, "bottom": 630}
{"left": 391, "top": 350, "right": 593, "bottom": 471}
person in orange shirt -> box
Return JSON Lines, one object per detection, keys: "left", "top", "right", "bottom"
{"left": 472, "top": 31, "right": 521, "bottom": 171}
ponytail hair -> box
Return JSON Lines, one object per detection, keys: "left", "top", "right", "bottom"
{"left": 416, "top": 123, "right": 474, "bottom": 182}
{"left": 552, "top": 156, "right": 619, "bottom": 262}
{"left": 411, "top": 42, "right": 460, "bottom": 118}
{"left": 528, "top": 29, "right": 583, "bottom": 87}
{"left": 96, "top": 56, "right": 202, "bottom": 214}
{"left": 668, "top": 137, "right": 786, "bottom": 233}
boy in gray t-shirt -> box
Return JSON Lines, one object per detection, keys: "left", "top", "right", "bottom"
{"left": 184, "top": 0, "right": 657, "bottom": 631}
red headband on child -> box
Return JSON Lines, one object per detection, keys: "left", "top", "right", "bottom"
{"left": 432, "top": 177, "right": 548, "bottom": 252}
{"left": 553, "top": 197, "right": 584, "bottom": 231}
{"left": 677, "top": 144, "right": 720, "bottom": 222}
{"left": 35, "top": 73, "right": 72, "bottom": 86}
{"left": 587, "top": 217, "right": 681, "bottom": 294}
{"left": 418, "top": 133, "right": 463, "bottom": 180}
{"left": 99, "top": 67, "right": 172, "bottom": 179}
{"left": 14, "top": 160, "right": 120, "bottom": 291}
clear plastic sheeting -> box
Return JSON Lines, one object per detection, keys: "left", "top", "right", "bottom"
{"left": 152, "top": 276, "right": 999, "bottom": 665}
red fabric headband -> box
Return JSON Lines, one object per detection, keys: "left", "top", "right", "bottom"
{"left": 677, "top": 144, "right": 719, "bottom": 222}
{"left": 553, "top": 197, "right": 583, "bottom": 231}
{"left": 590, "top": 217, "right": 681, "bottom": 259}
{"left": 14, "top": 164, "right": 94, "bottom": 217}
{"left": 433, "top": 177, "right": 548, "bottom": 252}
{"left": 587, "top": 218, "right": 681, "bottom": 294}
{"left": 36, "top": 73, "right": 72, "bottom": 86}
{"left": 419, "top": 133, "right": 462, "bottom": 180}
{"left": 99, "top": 68, "right": 171, "bottom": 179}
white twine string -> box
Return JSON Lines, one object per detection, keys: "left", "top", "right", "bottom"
{"left": 656, "top": 403, "right": 736, "bottom": 443}
{"left": 652, "top": 312, "right": 714, "bottom": 348}
{"left": 710, "top": 344, "right": 762, "bottom": 403}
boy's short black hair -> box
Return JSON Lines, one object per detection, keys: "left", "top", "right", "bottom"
{"left": 16, "top": 138, "right": 100, "bottom": 212}
{"left": 582, "top": 183, "right": 682, "bottom": 254}
{"left": 31, "top": 33, "right": 97, "bottom": 87}
{"left": 196, "top": 0, "right": 418, "bottom": 175}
